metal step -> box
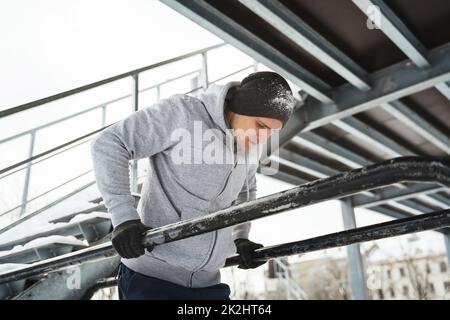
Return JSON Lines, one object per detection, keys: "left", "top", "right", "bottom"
{"left": 0, "top": 212, "right": 111, "bottom": 252}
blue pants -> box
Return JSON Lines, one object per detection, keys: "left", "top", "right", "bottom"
{"left": 117, "top": 263, "right": 231, "bottom": 300}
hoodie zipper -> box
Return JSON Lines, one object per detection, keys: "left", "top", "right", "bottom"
{"left": 187, "top": 151, "right": 239, "bottom": 287}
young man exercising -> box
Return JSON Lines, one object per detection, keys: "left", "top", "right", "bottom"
{"left": 91, "top": 71, "right": 295, "bottom": 299}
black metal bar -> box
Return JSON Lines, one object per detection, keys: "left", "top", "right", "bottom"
{"left": 0, "top": 156, "right": 449, "bottom": 285}
{"left": 225, "top": 208, "right": 450, "bottom": 266}
{"left": 51, "top": 208, "right": 450, "bottom": 293}
{"left": 0, "top": 43, "right": 225, "bottom": 118}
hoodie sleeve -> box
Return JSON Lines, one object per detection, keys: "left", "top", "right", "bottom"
{"left": 231, "top": 167, "right": 257, "bottom": 240}
{"left": 90, "top": 96, "right": 189, "bottom": 228}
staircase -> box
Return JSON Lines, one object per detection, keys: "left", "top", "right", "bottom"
{"left": 0, "top": 193, "right": 142, "bottom": 299}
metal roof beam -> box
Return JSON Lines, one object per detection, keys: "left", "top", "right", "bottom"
{"left": 300, "top": 43, "right": 450, "bottom": 131}
{"left": 332, "top": 117, "right": 450, "bottom": 208}
{"left": 353, "top": 185, "right": 447, "bottom": 207}
{"left": 238, "top": 0, "right": 370, "bottom": 90}
{"left": 293, "top": 132, "right": 371, "bottom": 168}
{"left": 161, "top": 0, "right": 333, "bottom": 103}
{"left": 352, "top": 0, "right": 450, "bottom": 100}
{"left": 273, "top": 149, "right": 447, "bottom": 213}
{"left": 295, "top": 130, "right": 449, "bottom": 209}
{"left": 381, "top": 100, "right": 450, "bottom": 154}
{"left": 332, "top": 117, "right": 415, "bottom": 158}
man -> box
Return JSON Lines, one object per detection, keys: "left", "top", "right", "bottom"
{"left": 90, "top": 71, "right": 295, "bottom": 300}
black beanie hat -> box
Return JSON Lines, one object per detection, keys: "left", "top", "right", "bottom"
{"left": 225, "top": 71, "right": 295, "bottom": 126}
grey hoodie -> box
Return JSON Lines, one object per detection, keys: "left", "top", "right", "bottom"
{"left": 90, "top": 81, "right": 261, "bottom": 288}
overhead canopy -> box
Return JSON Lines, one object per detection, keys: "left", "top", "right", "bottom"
{"left": 162, "top": 0, "right": 450, "bottom": 218}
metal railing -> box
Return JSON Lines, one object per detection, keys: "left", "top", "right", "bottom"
{"left": 273, "top": 258, "right": 308, "bottom": 300}
{"left": 0, "top": 156, "right": 449, "bottom": 285}
{"left": 0, "top": 42, "right": 258, "bottom": 222}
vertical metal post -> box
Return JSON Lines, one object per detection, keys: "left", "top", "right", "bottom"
{"left": 131, "top": 74, "right": 139, "bottom": 193}
{"left": 101, "top": 105, "right": 107, "bottom": 127}
{"left": 156, "top": 85, "right": 161, "bottom": 101}
{"left": 341, "top": 198, "right": 368, "bottom": 300}
{"left": 201, "top": 52, "right": 209, "bottom": 89}
{"left": 253, "top": 60, "right": 259, "bottom": 72}
{"left": 20, "top": 130, "right": 36, "bottom": 216}
{"left": 443, "top": 232, "right": 450, "bottom": 266}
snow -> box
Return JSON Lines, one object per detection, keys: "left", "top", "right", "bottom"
{"left": 0, "top": 211, "right": 111, "bottom": 248}
{"left": 0, "top": 263, "right": 27, "bottom": 273}
{"left": 0, "top": 165, "right": 142, "bottom": 244}
{"left": 68, "top": 211, "right": 110, "bottom": 224}
{"left": 0, "top": 235, "right": 87, "bottom": 258}
{"left": 268, "top": 79, "right": 295, "bottom": 114}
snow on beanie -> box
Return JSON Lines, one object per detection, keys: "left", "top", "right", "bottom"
{"left": 225, "top": 71, "right": 295, "bottom": 126}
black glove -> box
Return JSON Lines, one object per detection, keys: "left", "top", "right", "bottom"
{"left": 111, "top": 219, "right": 152, "bottom": 259}
{"left": 234, "top": 238, "right": 265, "bottom": 269}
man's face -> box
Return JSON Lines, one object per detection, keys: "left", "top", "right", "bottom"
{"left": 228, "top": 111, "right": 283, "bottom": 151}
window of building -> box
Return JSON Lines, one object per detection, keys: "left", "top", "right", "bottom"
{"left": 440, "top": 261, "right": 448, "bottom": 273}
{"left": 386, "top": 269, "right": 391, "bottom": 279}
{"left": 402, "top": 286, "right": 409, "bottom": 296}
{"left": 426, "top": 264, "right": 431, "bottom": 274}
{"left": 444, "top": 281, "right": 450, "bottom": 291}
{"left": 399, "top": 267, "right": 405, "bottom": 277}
{"left": 389, "top": 288, "right": 395, "bottom": 298}
{"left": 428, "top": 283, "right": 435, "bottom": 294}
{"left": 377, "top": 289, "right": 384, "bottom": 299}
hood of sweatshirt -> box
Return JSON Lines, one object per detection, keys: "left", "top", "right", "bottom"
{"left": 198, "top": 81, "right": 251, "bottom": 202}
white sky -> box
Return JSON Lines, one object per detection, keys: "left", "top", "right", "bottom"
{"left": 0, "top": 0, "right": 446, "bottom": 265}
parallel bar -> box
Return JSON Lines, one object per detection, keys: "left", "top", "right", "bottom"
{"left": 82, "top": 209, "right": 450, "bottom": 293}
{"left": 161, "top": 0, "right": 333, "bottom": 103}
{"left": 225, "top": 209, "right": 450, "bottom": 266}
{"left": 341, "top": 198, "right": 368, "bottom": 300}
{"left": 239, "top": 0, "right": 370, "bottom": 90}
{"left": 0, "top": 157, "right": 449, "bottom": 284}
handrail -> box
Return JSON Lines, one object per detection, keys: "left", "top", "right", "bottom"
{"left": 0, "top": 175, "right": 146, "bottom": 236}
{"left": 0, "top": 69, "right": 202, "bottom": 145}
{"left": 0, "top": 169, "right": 93, "bottom": 218}
{"left": 0, "top": 62, "right": 255, "bottom": 177}
{"left": 0, "top": 43, "right": 225, "bottom": 118}
{"left": 0, "top": 156, "right": 448, "bottom": 285}
{"left": 0, "top": 125, "right": 111, "bottom": 176}
{"left": 0, "top": 138, "right": 92, "bottom": 180}
{"left": 0, "top": 41, "right": 255, "bottom": 230}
